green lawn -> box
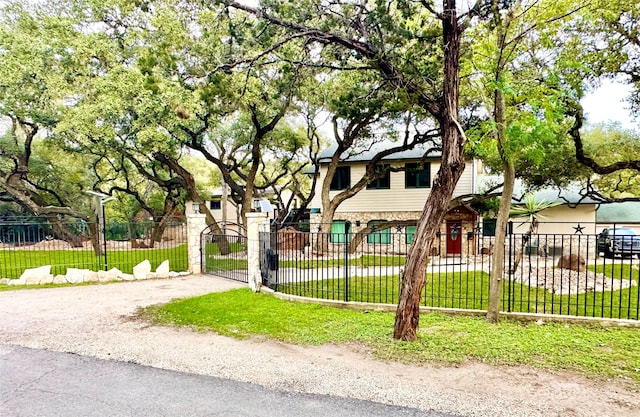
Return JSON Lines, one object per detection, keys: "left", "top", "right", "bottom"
{"left": 141, "top": 288, "right": 640, "bottom": 386}
{"left": 0, "top": 244, "right": 188, "bottom": 280}
{"left": 204, "top": 241, "right": 248, "bottom": 272}
{"left": 276, "top": 270, "right": 640, "bottom": 320}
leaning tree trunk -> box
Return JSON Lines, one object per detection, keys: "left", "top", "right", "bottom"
{"left": 47, "top": 216, "right": 84, "bottom": 248}
{"left": 393, "top": 0, "right": 465, "bottom": 341}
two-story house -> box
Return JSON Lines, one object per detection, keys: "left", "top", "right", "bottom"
{"left": 307, "top": 143, "right": 482, "bottom": 256}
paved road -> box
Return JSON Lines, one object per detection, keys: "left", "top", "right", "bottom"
{"left": 0, "top": 345, "right": 454, "bottom": 417}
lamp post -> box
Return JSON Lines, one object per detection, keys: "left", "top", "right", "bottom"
{"left": 86, "top": 191, "right": 115, "bottom": 270}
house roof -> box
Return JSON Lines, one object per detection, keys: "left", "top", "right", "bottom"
{"left": 596, "top": 202, "right": 640, "bottom": 223}
{"left": 511, "top": 187, "right": 600, "bottom": 206}
{"left": 476, "top": 178, "right": 600, "bottom": 205}
{"left": 316, "top": 141, "right": 442, "bottom": 163}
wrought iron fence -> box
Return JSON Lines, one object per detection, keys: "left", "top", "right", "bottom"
{"left": 263, "top": 222, "right": 640, "bottom": 321}
{"left": 0, "top": 218, "right": 188, "bottom": 280}
{"left": 202, "top": 223, "right": 249, "bottom": 283}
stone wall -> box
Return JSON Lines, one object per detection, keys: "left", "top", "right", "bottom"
{"left": 309, "top": 211, "right": 479, "bottom": 256}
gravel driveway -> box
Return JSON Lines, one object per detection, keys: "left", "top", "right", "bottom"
{"left": 1, "top": 275, "right": 638, "bottom": 417}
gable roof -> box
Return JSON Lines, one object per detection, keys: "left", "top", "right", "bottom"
{"left": 317, "top": 141, "right": 442, "bottom": 164}
{"left": 597, "top": 202, "right": 640, "bottom": 223}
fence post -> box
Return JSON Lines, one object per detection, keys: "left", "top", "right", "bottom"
{"left": 343, "top": 229, "right": 351, "bottom": 302}
{"left": 247, "top": 212, "right": 269, "bottom": 292}
{"left": 185, "top": 201, "right": 207, "bottom": 274}
{"left": 507, "top": 220, "right": 513, "bottom": 313}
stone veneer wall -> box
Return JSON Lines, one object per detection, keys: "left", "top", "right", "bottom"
{"left": 309, "top": 211, "right": 479, "bottom": 257}
{"left": 185, "top": 202, "right": 208, "bottom": 274}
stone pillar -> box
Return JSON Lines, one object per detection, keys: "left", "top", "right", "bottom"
{"left": 185, "top": 201, "right": 207, "bottom": 274}
{"left": 246, "top": 212, "right": 269, "bottom": 292}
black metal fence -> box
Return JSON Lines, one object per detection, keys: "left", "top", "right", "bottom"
{"left": 0, "top": 218, "right": 188, "bottom": 280}
{"left": 203, "top": 231, "right": 248, "bottom": 283}
{"left": 262, "top": 222, "right": 640, "bottom": 321}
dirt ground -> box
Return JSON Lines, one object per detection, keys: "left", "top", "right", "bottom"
{"left": 0, "top": 275, "right": 638, "bottom": 417}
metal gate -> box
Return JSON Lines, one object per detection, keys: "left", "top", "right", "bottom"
{"left": 202, "top": 222, "right": 248, "bottom": 283}
{"left": 259, "top": 226, "right": 278, "bottom": 289}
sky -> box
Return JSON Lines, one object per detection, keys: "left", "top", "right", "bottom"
{"left": 581, "top": 80, "right": 637, "bottom": 131}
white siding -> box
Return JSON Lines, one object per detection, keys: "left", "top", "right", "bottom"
{"left": 310, "top": 160, "right": 475, "bottom": 213}
{"left": 511, "top": 205, "right": 597, "bottom": 235}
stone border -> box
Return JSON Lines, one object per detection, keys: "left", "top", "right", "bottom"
{"left": 0, "top": 259, "right": 190, "bottom": 286}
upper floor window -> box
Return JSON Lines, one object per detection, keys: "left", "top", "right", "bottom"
{"left": 366, "top": 164, "right": 391, "bottom": 190}
{"left": 405, "top": 162, "right": 431, "bottom": 188}
{"left": 330, "top": 166, "right": 351, "bottom": 190}
{"left": 209, "top": 200, "right": 221, "bottom": 210}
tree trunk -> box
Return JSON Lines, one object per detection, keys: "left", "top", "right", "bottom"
{"left": 86, "top": 221, "right": 102, "bottom": 257}
{"left": 313, "top": 204, "right": 339, "bottom": 254}
{"left": 152, "top": 152, "right": 231, "bottom": 254}
{"left": 393, "top": 0, "right": 465, "bottom": 341}
{"left": 486, "top": 165, "right": 515, "bottom": 323}
{"left": 486, "top": 83, "right": 515, "bottom": 322}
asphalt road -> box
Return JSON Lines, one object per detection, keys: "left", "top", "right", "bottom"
{"left": 1, "top": 345, "right": 457, "bottom": 417}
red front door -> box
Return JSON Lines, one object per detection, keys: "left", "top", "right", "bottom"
{"left": 446, "top": 221, "right": 462, "bottom": 255}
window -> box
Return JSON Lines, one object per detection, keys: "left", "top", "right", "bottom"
{"left": 406, "top": 225, "right": 417, "bottom": 244}
{"left": 367, "top": 220, "right": 391, "bottom": 244}
{"left": 330, "top": 166, "right": 351, "bottom": 190}
{"left": 366, "top": 164, "right": 391, "bottom": 189}
{"left": 405, "top": 162, "right": 431, "bottom": 188}
{"left": 482, "top": 218, "right": 497, "bottom": 237}
{"left": 209, "top": 200, "right": 221, "bottom": 210}
{"left": 330, "top": 220, "right": 352, "bottom": 243}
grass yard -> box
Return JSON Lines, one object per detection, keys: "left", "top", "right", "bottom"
{"left": 204, "top": 241, "right": 248, "bottom": 272}
{"left": 0, "top": 244, "right": 188, "bottom": 280}
{"left": 277, "top": 270, "right": 640, "bottom": 320}
{"left": 141, "top": 288, "right": 640, "bottom": 386}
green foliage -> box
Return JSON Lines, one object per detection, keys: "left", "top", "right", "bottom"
{"left": 509, "top": 193, "right": 560, "bottom": 220}
{"left": 583, "top": 123, "right": 640, "bottom": 197}
{"left": 143, "top": 288, "right": 640, "bottom": 384}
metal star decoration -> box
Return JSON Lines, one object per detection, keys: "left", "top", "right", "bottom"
{"left": 573, "top": 223, "right": 585, "bottom": 234}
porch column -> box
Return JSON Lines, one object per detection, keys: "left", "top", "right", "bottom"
{"left": 246, "top": 212, "right": 269, "bottom": 292}
{"left": 185, "top": 201, "right": 207, "bottom": 274}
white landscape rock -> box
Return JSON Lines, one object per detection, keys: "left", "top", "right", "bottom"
{"left": 39, "top": 275, "right": 54, "bottom": 285}
{"left": 98, "top": 268, "right": 123, "bottom": 283}
{"left": 0, "top": 278, "right": 10, "bottom": 285}
{"left": 20, "top": 265, "right": 52, "bottom": 285}
{"left": 133, "top": 260, "right": 152, "bottom": 280}
{"left": 83, "top": 271, "right": 99, "bottom": 283}
{"left": 65, "top": 268, "right": 90, "bottom": 284}
{"left": 53, "top": 275, "right": 67, "bottom": 284}
{"left": 119, "top": 273, "right": 135, "bottom": 281}
{"left": 155, "top": 260, "right": 170, "bottom": 278}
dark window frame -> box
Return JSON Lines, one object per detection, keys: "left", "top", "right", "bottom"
{"left": 209, "top": 200, "right": 222, "bottom": 210}
{"left": 330, "top": 166, "right": 351, "bottom": 191}
{"left": 366, "top": 164, "right": 391, "bottom": 190}
{"left": 405, "top": 162, "right": 431, "bottom": 188}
